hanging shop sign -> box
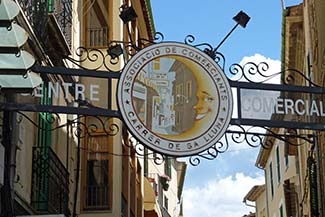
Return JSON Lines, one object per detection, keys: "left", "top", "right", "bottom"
{"left": 117, "top": 42, "right": 233, "bottom": 156}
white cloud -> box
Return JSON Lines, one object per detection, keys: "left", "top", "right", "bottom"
{"left": 231, "top": 53, "right": 281, "bottom": 121}
{"left": 239, "top": 53, "right": 281, "bottom": 84}
{"left": 183, "top": 173, "right": 264, "bottom": 217}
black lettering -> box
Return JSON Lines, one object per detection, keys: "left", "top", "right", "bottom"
{"left": 154, "top": 138, "right": 160, "bottom": 145}
{"left": 128, "top": 111, "right": 135, "bottom": 118}
{"left": 142, "top": 129, "right": 148, "bottom": 136}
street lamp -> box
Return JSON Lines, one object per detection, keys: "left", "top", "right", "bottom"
{"left": 213, "top": 10, "right": 250, "bottom": 52}
{"left": 119, "top": 4, "right": 137, "bottom": 24}
{"left": 107, "top": 44, "right": 123, "bottom": 58}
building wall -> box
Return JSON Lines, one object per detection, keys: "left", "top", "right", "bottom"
{"left": 145, "top": 152, "right": 184, "bottom": 217}
{"left": 256, "top": 2, "right": 324, "bottom": 216}
{"left": 306, "top": 0, "right": 325, "bottom": 216}
{"left": 75, "top": 0, "right": 184, "bottom": 217}
{"left": 255, "top": 190, "right": 267, "bottom": 217}
{"left": 260, "top": 128, "right": 298, "bottom": 217}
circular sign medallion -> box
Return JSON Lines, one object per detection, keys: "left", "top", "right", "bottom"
{"left": 117, "top": 42, "right": 233, "bottom": 156}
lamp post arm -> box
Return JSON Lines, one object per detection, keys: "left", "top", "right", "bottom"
{"left": 213, "top": 22, "right": 240, "bottom": 52}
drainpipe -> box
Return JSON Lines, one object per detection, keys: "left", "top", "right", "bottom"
{"left": 1, "top": 94, "right": 18, "bottom": 217}
{"left": 243, "top": 199, "right": 256, "bottom": 208}
{"left": 314, "top": 133, "right": 323, "bottom": 217}
{"left": 72, "top": 115, "right": 81, "bottom": 217}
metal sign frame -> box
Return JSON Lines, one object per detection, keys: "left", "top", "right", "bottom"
{"left": 0, "top": 33, "right": 319, "bottom": 164}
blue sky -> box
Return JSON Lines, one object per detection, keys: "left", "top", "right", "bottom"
{"left": 150, "top": 0, "right": 302, "bottom": 216}
{"left": 151, "top": 0, "right": 294, "bottom": 63}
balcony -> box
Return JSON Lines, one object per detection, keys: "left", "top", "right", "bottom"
{"left": 160, "top": 207, "right": 171, "bottom": 217}
{"left": 121, "top": 194, "right": 128, "bottom": 217}
{"left": 31, "top": 146, "right": 70, "bottom": 215}
{"left": 18, "top": 0, "right": 72, "bottom": 48}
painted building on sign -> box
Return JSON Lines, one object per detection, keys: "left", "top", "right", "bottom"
{"left": 170, "top": 59, "right": 197, "bottom": 134}
{"left": 118, "top": 42, "right": 233, "bottom": 156}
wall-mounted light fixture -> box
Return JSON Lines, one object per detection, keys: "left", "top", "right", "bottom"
{"left": 233, "top": 11, "right": 250, "bottom": 28}
{"left": 213, "top": 10, "right": 250, "bottom": 52}
{"left": 108, "top": 44, "right": 123, "bottom": 58}
{"left": 119, "top": 4, "right": 137, "bottom": 23}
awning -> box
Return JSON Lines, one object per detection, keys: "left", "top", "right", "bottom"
{"left": 0, "top": 71, "right": 42, "bottom": 92}
{"left": 0, "top": 0, "right": 36, "bottom": 75}
{"left": 0, "top": 24, "right": 28, "bottom": 48}
{"left": 144, "top": 177, "right": 162, "bottom": 217}
{"left": 0, "top": 0, "right": 20, "bottom": 22}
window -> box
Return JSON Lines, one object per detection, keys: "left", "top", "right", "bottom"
{"left": 269, "top": 162, "right": 274, "bottom": 198}
{"left": 276, "top": 146, "right": 281, "bottom": 184}
{"left": 122, "top": 145, "right": 129, "bottom": 212}
{"left": 179, "top": 84, "right": 184, "bottom": 103}
{"left": 164, "top": 157, "right": 172, "bottom": 179}
{"left": 176, "top": 111, "right": 180, "bottom": 126}
{"left": 130, "top": 150, "right": 136, "bottom": 215}
{"left": 279, "top": 204, "right": 284, "bottom": 217}
{"left": 186, "top": 81, "right": 192, "bottom": 98}
{"left": 38, "top": 84, "right": 52, "bottom": 148}
{"left": 164, "top": 195, "right": 169, "bottom": 210}
{"left": 82, "top": 133, "right": 112, "bottom": 210}
{"left": 153, "top": 59, "right": 160, "bottom": 70}
{"left": 136, "top": 161, "right": 142, "bottom": 217}
{"left": 86, "top": 160, "right": 109, "bottom": 207}
{"left": 84, "top": 0, "right": 109, "bottom": 47}
{"left": 175, "top": 85, "right": 180, "bottom": 103}
{"left": 284, "top": 179, "right": 297, "bottom": 216}
{"left": 284, "top": 144, "right": 289, "bottom": 168}
{"left": 144, "top": 148, "right": 148, "bottom": 176}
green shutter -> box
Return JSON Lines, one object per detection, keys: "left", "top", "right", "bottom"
{"left": 280, "top": 205, "right": 284, "bottom": 217}
{"left": 276, "top": 146, "right": 281, "bottom": 184}
{"left": 38, "top": 84, "right": 52, "bottom": 147}
{"left": 48, "top": 0, "right": 53, "bottom": 13}
{"left": 35, "top": 84, "right": 52, "bottom": 211}
{"left": 269, "top": 162, "right": 274, "bottom": 198}
{"left": 144, "top": 148, "right": 148, "bottom": 176}
{"left": 308, "top": 156, "right": 319, "bottom": 217}
{"left": 167, "top": 157, "right": 172, "bottom": 178}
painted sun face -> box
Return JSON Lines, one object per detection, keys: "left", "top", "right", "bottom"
{"left": 194, "top": 91, "right": 216, "bottom": 120}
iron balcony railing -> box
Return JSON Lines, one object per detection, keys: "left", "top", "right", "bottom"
{"left": 158, "top": 192, "right": 171, "bottom": 217}
{"left": 31, "top": 146, "right": 70, "bottom": 215}
{"left": 160, "top": 206, "right": 171, "bottom": 217}
{"left": 121, "top": 194, "right": 128, "bottom": 217}
{"left": 87, "top": 27, "right": 109, "bottom": 47}
{"left": 84, "top": 185, "right": 110, "bottom": 209}
{"left": 18, "top": 0, "right": 72, "bottom": 47}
